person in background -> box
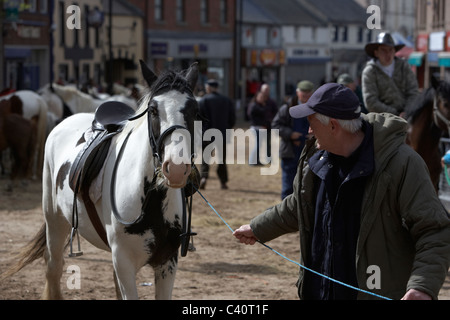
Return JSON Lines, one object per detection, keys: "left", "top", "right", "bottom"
{"left": 362, "top": 32, "right": 419, "bottom": 118}
{"left": 337, "top": 73, "right": 367, "bottom": 114}
{"left": 248, "top": 84, "right": 278, "bottom": 165}
{"left": 272, "top": 80, "right": 313, "bottom": 199}
{"left": 198, "top": 79, "right": 236, "bottom": 190}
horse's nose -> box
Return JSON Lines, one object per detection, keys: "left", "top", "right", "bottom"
{"left": 162, "top": 159, "right": 191, "bottom": 188}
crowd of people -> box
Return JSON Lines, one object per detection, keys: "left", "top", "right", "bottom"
{"left": 198, "top": 32, "right": 449, "bottom": 300}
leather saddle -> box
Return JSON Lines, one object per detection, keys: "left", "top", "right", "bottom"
{"left": 69, "top": 101, "right": 136, "bottom": 194}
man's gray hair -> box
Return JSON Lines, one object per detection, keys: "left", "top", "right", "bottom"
{"left": 315, "top": 106, "right": 363, "bottom": 133}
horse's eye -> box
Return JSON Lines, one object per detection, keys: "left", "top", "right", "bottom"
{"left": 150, "top": 104, "right": 158, "bottom": 116}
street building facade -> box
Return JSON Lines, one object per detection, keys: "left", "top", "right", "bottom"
{"left": 128, "top": 0, "right": 236, "bottom": 98}
{"left": 2, "top": 0, "right": 50, "bottom": 90}
{"left": 52, "top": 0, "right": 144, "bottom": 89}
{"left": 1, "top": 0, "right": 145, "bottom": 92}
{"left": 413, "top": 0, "right": 450, "bottom": 88}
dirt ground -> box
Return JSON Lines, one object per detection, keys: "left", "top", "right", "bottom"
{"left": 0, "top": 130, "right": 449, "bottom": 301}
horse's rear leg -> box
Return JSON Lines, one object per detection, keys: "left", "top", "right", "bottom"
{"left": 154, "top": 256, "right": 178, "bottom": 300}
{"left": 42, "top": 212, "right": 71, "bottom": 300}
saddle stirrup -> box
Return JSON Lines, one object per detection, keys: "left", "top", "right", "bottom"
{"left": 69, "top": 227, "right": 83, "bottom": 257}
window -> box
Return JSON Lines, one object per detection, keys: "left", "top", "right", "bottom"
{"left": 201, "top": 0, "right": 209, "bottom": 24}
{"left": 220, "top": 0, "right": 228, "bottom": 25}
{"left": 176, "top": 0, "right": 185, "bottom": 23}
{"left": 40, "top": 0, "right": 47, "bottom": 14}
{"left": 432, "top": 0, "right": 445, "bottom": 29}
{"left": 417, "top": 0, "right": 427, "bottom": 29}
{"left": 22, "top": 0, "right": 36, "bottom": 12}
{"left": 58, "top": 64, "right": 68, "bottom": 82}
{"left": 341, "top": 26, "right": 348, "bottom": 42}
{"left": 357, "top": 27, "right": 364, "bottom": 43}
{"left": 332, "top": 25, "right": 339, "bottom": 42}
{"left": 154, "top": 0, "right": 164, "bottom": 22}
{"left": 366, "top": 30, "right": 373, "bottom": 43}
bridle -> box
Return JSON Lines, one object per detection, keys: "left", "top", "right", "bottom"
{"left": 432, "top": 96, "right": 450, "bottom": 137}
{"left": 110, "top": 87, "right": 197, "bottom": 257}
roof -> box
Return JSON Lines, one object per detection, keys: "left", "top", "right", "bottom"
{"left": 102, "top": 0, "right": 144, "bottom": 17}
{"left": 243, "top": 0, "right": 327, "bottom": 26}
{"left": 299, "top": 0, "right": 367, "bottom": 24}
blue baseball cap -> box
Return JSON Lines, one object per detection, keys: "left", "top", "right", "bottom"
{"left": 289, "top": 83, "right": 361, "bottom": 120}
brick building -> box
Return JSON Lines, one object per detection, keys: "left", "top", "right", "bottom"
{"left": 128, "top": 0, "right": 236, "bottom": 97}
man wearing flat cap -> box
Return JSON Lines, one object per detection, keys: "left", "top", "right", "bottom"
{"left": 234, "top": 83, "right": 450, "bottom": 300}
{"left": 272, "top": 80, "right": 314, "bottom": 199}
{"left": 362, "top": 32, "right": 418, "bottom": 116}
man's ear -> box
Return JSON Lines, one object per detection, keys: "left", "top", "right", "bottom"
{"left": 330, "top": 118, "right": 339, "bottom": 131}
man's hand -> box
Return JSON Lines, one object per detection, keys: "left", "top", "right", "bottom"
{"left": 401, "top": 289, "right": 432, "bottom": 300}
{"left": 233, "top": 224, "right": 258, "bottom": 245}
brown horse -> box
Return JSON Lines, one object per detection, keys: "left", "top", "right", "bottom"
{"left": 406, "top": 77, "right": 450, "bottom": 192}
{"left": 0, "top": 96, "right": 37, "bottom": 190}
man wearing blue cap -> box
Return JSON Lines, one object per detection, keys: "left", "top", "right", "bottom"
{"left": 234, "top": 83, "right": 450, "bottom": 300}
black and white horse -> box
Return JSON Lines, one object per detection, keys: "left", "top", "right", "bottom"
{"left": 2, "top": 62, "right": 200, "bottom": 299}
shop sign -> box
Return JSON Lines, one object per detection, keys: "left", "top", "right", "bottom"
{"left": 150, "top": 42, "right": 168, "bottom": 56}
{"left": 438, "top": 52, "right": 450, "bottom": 67}
{"left": 17, "top": 25, "right": 41, "bottom": 39}
{"left": 178, "top": 43, "right": 208, "bottom": 55}
{"left": 408, "top": 52, "right": 424, "bottom": 66}
{"left": 278, "top": 50, "right": 285, "bottom": 65}
{"left": 429, "top": 31, "right": 445, "bottom": 52}
{"left": 446, "top": 32, "right": 450, "bottom": 51}
{"left": 244, "top": 49, "right": 284, "bottom": 67}
{"left": 259, "top": 49, "right": 277, "bottom": 65}
{"left": 416, "top": 33, "right": 428, "bottom": 52}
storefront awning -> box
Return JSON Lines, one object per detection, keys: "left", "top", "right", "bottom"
{"left": 439, "top": 52, "right": 450, "bottom": 67}
{"left": 408, "top": 52, "right": 424, "bottom": 66}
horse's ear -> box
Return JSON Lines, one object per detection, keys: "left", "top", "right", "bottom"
{"left": 431, "top": 73, "right": 440, "bottom": 90}
{"left": 139, "top": 59, "right": 157, "bottom": 87}
{"left": 185, "top": 62, "right": 199, "bottom": 91}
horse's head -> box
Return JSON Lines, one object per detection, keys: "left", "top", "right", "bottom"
{"left": 140, "top": 61, "right": 199, "bottom": 189}
{"left": 431, "top": 76, "right": 450, "bottom": 134}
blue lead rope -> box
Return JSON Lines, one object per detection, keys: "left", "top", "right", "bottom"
{"left": 195, "top": 188, "right": 392, "bottom": 301}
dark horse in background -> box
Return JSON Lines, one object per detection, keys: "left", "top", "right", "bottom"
{"left": 406, "top": 76, "right": 450, "bottom": 193}
{"left": 0, "top": 95, "right": 38, "bottom": 190}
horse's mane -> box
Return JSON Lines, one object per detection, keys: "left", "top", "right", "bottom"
{"left": 150, "top": 69, "right": 193, "bottom": 97}
{"left": 406, "top": 80, "right": 450, "bottom": 123}
{"left": 405, "top": 87, "right": 434, "bottom": 123}
{"left": 133, "top": 69, "right": 193, "bottom": 114}
{"left": 123, "top": 68, "right": 193, "bottom": 134}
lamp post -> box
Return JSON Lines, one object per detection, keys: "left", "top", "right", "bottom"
{"left": 107, "top": 0, "right": 113, "bottom": 95}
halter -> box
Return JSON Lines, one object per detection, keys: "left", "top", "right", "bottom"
{"left": 109, "top": 87, "right": 197, "bottom": 257}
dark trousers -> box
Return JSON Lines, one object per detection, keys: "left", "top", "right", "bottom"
{"left": 281, "top": 157, "right": 298, "bottom": 199}
{"left": 201, "top": 141, "right": 228, "bottom": 184}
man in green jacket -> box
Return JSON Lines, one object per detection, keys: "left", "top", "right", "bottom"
{"left": 234, "top": 83, "right": 450, "bottom": 300}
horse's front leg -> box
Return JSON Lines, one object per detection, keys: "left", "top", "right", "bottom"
{"left": 111, "top": 250, "right": 139, "bottom": 300}
{"left": 154, "top": 255, "right": 178, "bottom": 300}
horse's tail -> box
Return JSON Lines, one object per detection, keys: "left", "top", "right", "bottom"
{"left": 0, "top": 223, "right": 46, "bottom": 281}
{"left": 35, "top": 97, "right": 48, "bottom": 176}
